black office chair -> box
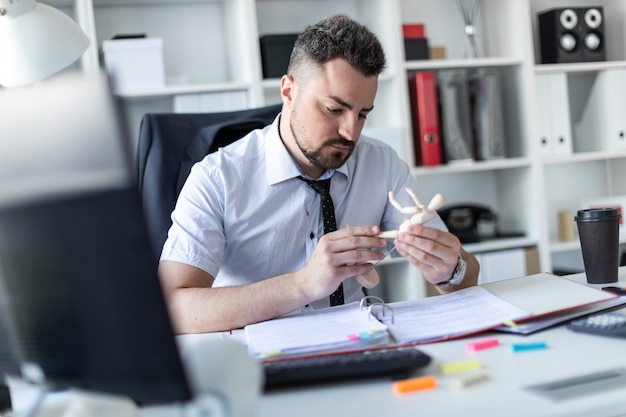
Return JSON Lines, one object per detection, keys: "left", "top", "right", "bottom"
{"left": 136, "top": 104, "right": 282, "bottom": 259}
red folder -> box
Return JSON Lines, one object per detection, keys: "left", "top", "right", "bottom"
{"left": 408, "top": 72, "right": 442, "bottom": 166}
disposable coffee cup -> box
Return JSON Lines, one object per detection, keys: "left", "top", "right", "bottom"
{"left": 575, "top": 208, "right": 621, "bottom": 284}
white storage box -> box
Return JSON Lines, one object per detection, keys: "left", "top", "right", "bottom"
{"left": 102, "top": 38, "right": 166, "bottom": 92}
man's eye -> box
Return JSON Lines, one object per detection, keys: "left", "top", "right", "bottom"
{"left": 359, "top": 113, "right": 368, "bottom": 120}
{"left": 327, "top": 107, "right": 341, "bottom": 114}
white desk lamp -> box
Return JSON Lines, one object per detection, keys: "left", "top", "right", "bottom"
{"left": 0, "top": 0, "right": 89, "bottom": 87}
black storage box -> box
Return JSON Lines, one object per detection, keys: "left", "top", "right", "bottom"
{"left": 260, "top": 33, "right": 299, "bottom": 79}
{"left": 404, "top": 38, "right": 429, "bottom": 60}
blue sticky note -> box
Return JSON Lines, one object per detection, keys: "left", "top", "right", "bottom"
{"left": 511, "top": 342, "right": 547, "bottom": 352}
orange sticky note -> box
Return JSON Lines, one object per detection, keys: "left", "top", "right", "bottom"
{"left": 393, "top": 375, "right": 437, "bottom": 394}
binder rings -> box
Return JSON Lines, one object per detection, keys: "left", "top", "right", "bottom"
{"left": 408, "top": 71, "right": 442, "bottom": 166}
{"left": 437, "top": 69, "right": 474, "bottom": 163}
{"left": 245, "top": 273, "right": 616, "bottom": 358}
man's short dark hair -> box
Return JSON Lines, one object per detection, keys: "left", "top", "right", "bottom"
{"left": 288, "top": 15, "right": 386, "bottom": 79}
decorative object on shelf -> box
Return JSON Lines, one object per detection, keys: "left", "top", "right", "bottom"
{"left": 457, "top": 0, "right": 481, "bottom": 59}
{"left": 259, "top": 33, "right": 299, "bottom": 79}
{"left": 558, "top": 210, "right": 575, "bottom": 241}
{"left": 537, "top": 7, "right": 605, "bottom": 64}
{"left": 0, "top": 0, "right": 89, "bottom": 87}
{"left": 102, "top": 35, "right": 166, "bottom": 92}
{"left": 402, "top": 23, "right": 429, "bottom": 60}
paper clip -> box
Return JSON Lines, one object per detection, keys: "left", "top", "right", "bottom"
{"left": 393, "top": 375, "right": 437, "bottom": 394}
{"left": 466, "top": 337, "right": 499, "bottom": 353}
{"left": 511, "top": 342, "right": 547, "bottom": 352}
{"left": 449, "top": 370, "right": 490, "bottom": 390}
{"left": 441, "top": 359, "right": 481, "bottom": 375}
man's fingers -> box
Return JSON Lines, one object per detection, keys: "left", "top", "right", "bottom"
{"left": 337, "top": 224, "right": 380, "bottom": 237}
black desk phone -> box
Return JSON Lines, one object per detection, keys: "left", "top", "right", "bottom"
{"left": 438, "top": 204, "right": 497, "bottom": 243}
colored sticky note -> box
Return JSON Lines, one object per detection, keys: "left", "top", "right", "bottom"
{"left": 449, "top": 370, "right": 490, "bottom": 389}
{"left": 393, "top": 375, "right": 437, "bottom": 394}
{"left": 466, "top": 337, "right": 499, "bottom": 353}
{"left": 511, "top": 342, "right": 547, "bottom": 352}
{"left": 441, "top": 359, "right": 481, "bottom": 375}
{"left": 502, "top": 317, "right": 521, "bottom": 328}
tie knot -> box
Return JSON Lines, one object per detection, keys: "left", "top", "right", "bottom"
{"left": 298, "top": 176, "right": 331, "bottom": 195}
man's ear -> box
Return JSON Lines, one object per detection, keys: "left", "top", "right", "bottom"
{"left": 280, "top": 74, "right": 295, "bottom": 105}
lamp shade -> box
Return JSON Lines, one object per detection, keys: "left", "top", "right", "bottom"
{"left": 0, "top": 0, "right": 89, "bottom": 87}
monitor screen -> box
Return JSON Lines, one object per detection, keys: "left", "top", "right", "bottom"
{"left": 0, "top": 72, "right": 192, "bottom": 406}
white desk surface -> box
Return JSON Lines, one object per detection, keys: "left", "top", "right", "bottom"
{"left": 256, "top": 269, "right": 626, "bottom": 417}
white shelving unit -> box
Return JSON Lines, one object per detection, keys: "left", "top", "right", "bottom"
{"left": 43, "top": 0, "right": 626, "bottom": 300}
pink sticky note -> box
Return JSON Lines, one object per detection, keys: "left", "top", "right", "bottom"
{"left": 466, "top": 337, "right": 499, "bottom": 353}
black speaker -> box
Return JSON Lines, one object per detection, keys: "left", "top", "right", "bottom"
{"left": 538, "top": 7, "right": 605, "bottom": 64}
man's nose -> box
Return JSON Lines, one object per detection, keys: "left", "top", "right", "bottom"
{"left": 337, "top": 114, "right": 360, "bottom": 142}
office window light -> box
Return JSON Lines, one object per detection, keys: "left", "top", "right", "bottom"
{"left": 0, "top": 0, "right": 89, "bottom": 87}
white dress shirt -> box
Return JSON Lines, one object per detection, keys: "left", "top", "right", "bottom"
{"left": 160, "top": 115, "right": 446, "bottom": 310}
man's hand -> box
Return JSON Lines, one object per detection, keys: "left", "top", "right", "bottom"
{"left": 394, "top": 223, "right": 461, "bottom": 285}
{"left": 296, "top": 225, "right": 387, "bottom": 299}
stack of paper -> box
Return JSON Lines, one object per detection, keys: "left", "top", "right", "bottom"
{"left": 245, "top": 302, "right": 389, "bottom": 358}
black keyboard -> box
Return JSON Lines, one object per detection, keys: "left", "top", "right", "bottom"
{"left": 262, "top": 346, "right": 432, "bottom": 390}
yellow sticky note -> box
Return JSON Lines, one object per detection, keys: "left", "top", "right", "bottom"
{"left": 502, "top": 317, "right": 521, "bottom": 328}
{"left": 441, "top": 359, "right": 481, "bottom": 375}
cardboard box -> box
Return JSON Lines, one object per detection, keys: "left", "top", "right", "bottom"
{"left": 102, "top": 38, "right": 166, "bottom": 92}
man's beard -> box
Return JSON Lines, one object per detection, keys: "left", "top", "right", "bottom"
{"left": 290, "top": 116, "right": 355, "bottom": 171}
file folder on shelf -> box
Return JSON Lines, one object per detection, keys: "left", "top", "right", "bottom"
{"left": 469, "top": 69, "right": 506, "bottom": 160}
{"left": 575, "top": 68, "right": 626, "bottom": 152}
{"left": 535, "top": 72, "right": 573, "bottom": 157}
{"left": 437, "top": 69, "right": 474, "bottom": 164}
{"left": 408, "top": 71, "right": 442, "bottom": 166}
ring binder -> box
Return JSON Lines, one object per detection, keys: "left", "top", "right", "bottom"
{"left": 360, "top": 296, "right": 395, "bottom": 325}
{"left": 245, "top": 274, "right": 617, "bottom": 359}
{"left": 359, "top": 295, "right": 385, "bottom": 309}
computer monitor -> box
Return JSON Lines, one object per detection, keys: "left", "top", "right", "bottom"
{"left": 0, "top": 72, "right": 192, "bottom": 406}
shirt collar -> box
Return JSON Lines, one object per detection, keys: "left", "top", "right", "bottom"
{"left": 265, "top": 115, "right": 351, "bottom": 185}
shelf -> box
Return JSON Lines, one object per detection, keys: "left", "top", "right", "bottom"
{"left": 93, "top": 0, "right": 220, "bottom": 5}
{"left": 551, "top": 236, "right": 626, "bottom": 254}
{"left": 541, "top": 151, "right": 626, "bottom": 166}
{"left": 114, "top": 82, "right": 251, "bottom": 99}
{"left": 404, "top": 57, "right": 524, "bottom": 71}
{"left": 535, "top": 60, "right": 626, "bottom": 74}
{"left": 550, "top": 240, "right": 580, "bottom": 253}
{"left": 411, "top": 157, "right": 531, "bottom": 176}
{"left": 464, "top": 237, "right": 538, "bottom": 254}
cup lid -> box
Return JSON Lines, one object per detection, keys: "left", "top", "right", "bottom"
{"left": 575, "top": 207, "right": 621, "bottom": 222}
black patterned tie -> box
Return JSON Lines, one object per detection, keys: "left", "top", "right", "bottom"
{"left": 298, "top": 176, "right": 345, "bottom": 306}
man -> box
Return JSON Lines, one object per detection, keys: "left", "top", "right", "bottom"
{"left": 159, "top": 16, "right": 479, "bottom": 334}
